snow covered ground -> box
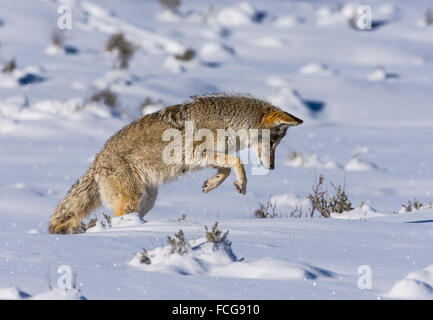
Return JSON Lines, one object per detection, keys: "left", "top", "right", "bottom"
{"left": 1, "top": 0, "right": 433, "bottom": 299}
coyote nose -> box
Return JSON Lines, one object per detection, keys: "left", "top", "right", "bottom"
{"left": 292, "top": 116, "right": 303, "bottom": 126}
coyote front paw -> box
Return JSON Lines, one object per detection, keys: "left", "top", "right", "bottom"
{"left": 234, "top": 179, "right": 246, "bottom": 195}
{"left": 202, "top": 174, "right": 223, "bottom": 193}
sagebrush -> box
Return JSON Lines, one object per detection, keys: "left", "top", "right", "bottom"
{"left": 1, "top": 58, "right": 16, "bottom": 73}
{"left": 167, "top": 229, "right": 189, "bottom": 255}
{"left": 105, "top": 33, "right": 137, "bottom": 69}
{"left": 254, "top": 196, "right": 279, "bottom": 218}
{"left": 307, "top": 175, "right": 353, "bottom": 218}
{"left": 89, "top": 88, "right": 118, "bottom": 108}
{"left": 205, "top": 222, "right": 229, "bottom": 244}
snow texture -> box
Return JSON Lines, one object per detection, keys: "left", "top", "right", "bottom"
{"left": 1, "top": 0, "right": 433, "bottom": 299}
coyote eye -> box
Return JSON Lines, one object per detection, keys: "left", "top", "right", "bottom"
{"left": 270, "top": 134, "right": 280, "bottom": 143}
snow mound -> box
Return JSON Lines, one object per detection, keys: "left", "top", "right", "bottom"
{"left": 266, "top": 76, "right": 287, "bottom": 88}
{"left": 80, "top": 1, "right": 184, "bottom": 55}
{"left": 45, "top": 43, "right": 63, "bottom": 56}
{"left": 331, "top": 203, "right": 386, "bottom": 220}
{"left": 386, "top": 264, "right": 433, "bottom": 300}
{"left": 398, "top": 202, "right": 433, "bottom": 214}
{"left": 368, "top": 66, "right": 398, "bottom": 81}
{"left": 155, "top": 9, "right": 181, "bottom": 23}
{"left": 286, "top": 151, "right": 341, "bottom": 169}
{"left": 0, "top": 287, "right": 85, "bottom": 300}
{"left": 254, "top": 37, "right": 284, "bottom": 48}
{"left": 0, "top": 96, "right": 115, "bottom": 123}
{"left": 316, "top": 4, "right": 356, "bottom": 26}
{"left": 129, "top": 236, "right": 334, "bottom": 281}
{"left": 31, "top": 288, "right": 86, "bottom": 300}
{"left": 270, "top": 193, "right": 311, "bottom": 210}
{"left": 345, "top": 157, "right": 380, "bottom": 172}
{"left": 0, "top": 65, "right": 45, "bottom": 88}
{"left": 299, "top": 62, "right": 334, "bottom": 76}
{"left": 163, "top": 55, "right": 187, "bottom": 73}
{"left": 86, "top": 212, "right": 146, "bottom": 233}
{"left": 199, "top": 42, "right": 234, "bottom": 63}
{"left": 210, "top": 258, "right": 334, "bottom": 280}
{"left": 0, "top": 287, "right": 31, "bottom": 300}
{"left": 274, "top": 15, "right": 303, "bottom": 27}
{"left": 93, "top": 70, "right": 140, "bottom": 89}
{"left": 216, "top": 2, "right": 265, "bottom": 27}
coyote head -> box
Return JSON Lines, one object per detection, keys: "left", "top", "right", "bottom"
{"left": 252, "top": 109, "right": 303, "bottom": 170}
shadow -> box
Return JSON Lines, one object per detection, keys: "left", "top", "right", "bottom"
{"left": 406, "top": 220, "right": 433, "bottom": 224}
{"left": 349, "top": 19, "right": 389, "bottom": 31}
{"left": 219, "top": 27, "right": 231, "bottom": 38}
{"left": 252, "top": 11, "right": 267, "bottom": 23}
{"left": 303, "top": 99, "right": 325, "bottom": 114}
{"left": 201, "top": 62, "right": 221, "bottom": 68}
{"left": 64, "top": 45, "right": 79, "bottom": 55}
{"left": 385, "top": 73, "right": 399, "bottom": 80}
{"left": 372, "top": 20, "right": 388, "bottom": 30}
{"left": 18, "top": 73, "right": 45, "bottom": 85}
{"left": 292, "top": 90, "right": 326, "bottom": 116}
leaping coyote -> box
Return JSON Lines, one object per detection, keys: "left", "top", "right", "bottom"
{"left": 49, "top": 94, "right": 303, "bottom": 234}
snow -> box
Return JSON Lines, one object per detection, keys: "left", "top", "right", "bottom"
{"left": 31, "top": 288, "right": 86, "bottom": 300}
{"left": 286, "top": 151, "right": 341, "bottom": 169}
{"left": 0, "top": 287, "right": 31, "bottom": 300}
{"left": 299, "top": 62, "right": 334, "bottom": 76}
{"left": 0, "top": 286, "right": 84, "bottom": 300}
{"left": 274, "top": 15, "right": 303, "bottom": 28}
{"left": 330, "top": 204, "right": 386, "bottom": 220}
{"left": 387, "top": 265, "right": 433, "bottom": 300}
{"left": 344, "top": 157, "right": 380, "bottom": 172}
{"left": 199, "top": 42, "right": 234, "bottom": 63}
{"left": 1, "top": 0, "right": 433, "bottom": 300}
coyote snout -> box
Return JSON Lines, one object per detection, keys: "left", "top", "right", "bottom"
{"left": 49, "top": 93, "right": 303, "bottom": 234}
{"left": 252, "top": 110, "right": 303, "bottom": 170}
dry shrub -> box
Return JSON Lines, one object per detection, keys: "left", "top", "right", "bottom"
{"left": 307, "top": 175, "right": 353, "bottom": 218}
{"left": 205, "top": 222, "right": 229, "bottom": 244}
{"left": 401, "top": 199, "right": 431, "bottom": 212}
{"left": 174, "top": 48, "right": 195, "bottom": 61}
{"left": 51, "top": 28, "right": 65, "bottom": 47}
{"left": 139, "top": 249, "right": 152, "bottom": 264}
{"left": 105, "top": 33, "right": 137, "bottom": 69}
{"left": 177, "top": 213, "right": 187, "bottom": 222}
{"left": 158, "top": 0, "right": 181, "bottom": 13}
{"left": 426, "top": 9, "right": 433, "bottom": 26}
{"left": 167, "top": 230, "right": 189, "bottom": 255}
{"left": 140, "top": 97, "right": 163, "bottom": 114}
{"left": 73, "top": 212, "right": 112, "bottom": 234}
{"left": 254, "top": 195, "right": 279, "bottom": 218}
{"left": 1, "top": 58, "right": 16, "bottom": 73}
{"left": 89, "top": 88, "right": 118, "bottom": 108}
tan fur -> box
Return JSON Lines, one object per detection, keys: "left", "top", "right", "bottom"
{"left": 260, "top": 110, "right": 303, "bottom": 128}
{"left": 49, "top": 93, "right": 303, "bottom": 234}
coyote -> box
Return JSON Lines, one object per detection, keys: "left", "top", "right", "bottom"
{"left": 49, "top": 94, "right": 303, "bottom": 234}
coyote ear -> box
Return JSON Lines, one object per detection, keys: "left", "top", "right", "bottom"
{"left": 261, "top": 110, "right": 303, "bottom": 128}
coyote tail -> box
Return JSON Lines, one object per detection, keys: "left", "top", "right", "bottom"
{"left": 49, "top": 167, "right": 101, "bottom": 234}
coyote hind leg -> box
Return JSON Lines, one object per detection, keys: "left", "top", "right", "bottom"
{"left": 97, "top": 170, "right": 142, "bottom": 218}
{"left": 138, "top": 186, "right": 158, "bottom": 217}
